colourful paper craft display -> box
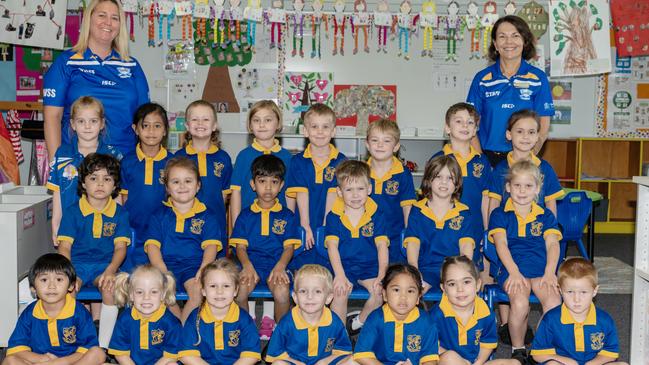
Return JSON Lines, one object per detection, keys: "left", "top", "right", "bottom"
{"left": 610, "top": 0, "right": 649, "bottom": 57}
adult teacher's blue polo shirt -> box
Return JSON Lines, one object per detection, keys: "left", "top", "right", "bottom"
{"left": 467, "top": 59, "right": 554, "bottom": 152}
{"left": 43, "top": 48, "right": 149, "bottom": 153}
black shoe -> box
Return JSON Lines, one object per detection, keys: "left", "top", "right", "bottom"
{"left": 511, "top": 348, "right": 528, "bottom": 365}
{"left": 524, "top": 326, "right": 535, "bottom": 346}
{"left": 498, "top": 323, "right": 511, "bottom": 345}
{"left": 345, "top": 310, "right": 362, "bottom": 337}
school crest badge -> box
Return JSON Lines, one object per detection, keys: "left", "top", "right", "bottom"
{"left": 474, "top": 329, "right": 482, "bottom": 345}
{"left": 62, "top": 326, "right": 77, "bottom": 344}
{"left": 385, "top": 180, "right": 399, "bottom": 195}
{"left": 324, "top": 166, "right": 336, "bottom": 182}
{"left": 406, "top": 334, "right": 422, "bottom": 352}
{"left": 151, "top": 329, "right": 165, "bottom": 345}
{"left": 325, "top": 338, "right": 336, "bottom": 352}
{"left": 448, "top": 216, "right": 464, "bottom": 230}
{"left": 590, "top": 332, "right": 605, "bottom": 351}
{"left": 472, "top": 163, "right": 484, "bottom": 178}
{"left": 272, "top": 219, "right": 287, "bottom": 235}
{"left": 62, "top": 163, "right": 78, "bottom": 180}
{"left": 158, "top": 169, "right": 165, "bottom": 185}
{"left": 102, "top": 222, "right": 116, "bottom": 237}
{"left": 228, "top": 330, "right": 241, "bottom": 347}
{"left": 530, "top": 222, "right": 543, "bottom": 237}
{"left": 213, "top": 162, "right": 225, "bottom": 177}
{"left": 190, "top": 218, "right": 205, "bottom": 234}
{"left": 361, "top": 222, "right": 374, "bottom": 237}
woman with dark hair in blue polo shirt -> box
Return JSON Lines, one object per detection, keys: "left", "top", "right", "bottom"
{"left": 467, "top": 15, "right": 554, "bottom": 167}
{"left": 43, "top": 0, "right": 149, "bottom": 158}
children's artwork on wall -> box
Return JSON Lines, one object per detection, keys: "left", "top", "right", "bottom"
{"left": 517, "top": 0, "right": 548, "bottom": 40}
{"left": 193, "top": 15, "right": 253, "bottom": 66}
{"left": 465, "top": 1, "right": 481, "bottom": 60}
{"left": 283, "top": 72, "right": 334, "bottom": 131}
{"left": 332, "top": 0, "right": 347, "bottom": 56}
{"left": 0, "top": 0, "right": 67, "bottom": 49}
{"left": 0, "top": 43, "right": 14, "bottom": 62}
{"left": 419, "top": 1, "right": 436, "bottom": 58}
{"left": 503, "top": 0, "right": 517, "bottom": 15}
{"left": 610, "top": 0, "right": 649, "bottom": 57}
{"left": 164, "top": 39, "right": 196, "bottom": 78}
{"left": 480, "top": 1, "right": 498, "bottom": 58}
{"left": 233, "top": 67, "right": 278, "bottom": 101}
{"left": 333, "top": 84, "right": 397, "bottom": 135}
{"left": 549, "top": 0, "right": 611, "bottom": 77}
{"left": 550, "top": 80, "right": 572, "bottom": 125}
{"left": 352, "top": 0, "right": 370, "bottom": 54}
{"left": 374, "top": 0, "right": 392, "bottom": 54}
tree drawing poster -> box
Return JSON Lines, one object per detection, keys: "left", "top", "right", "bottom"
{"left": 549, "top": 0, "right": 611, "bottom": 77}
{"left": 0, "top": 0, "right": 68, "bottom": 49}
{"left": 283, "top": 72, "right": 334, "bottom": 130}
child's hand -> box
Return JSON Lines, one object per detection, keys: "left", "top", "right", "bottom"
{"left": 395, "top": 359, "right": 413, "bottom": 365}
{"left": 333, "top": 275, "right": 353, "bottom": 296}
{"left": 97, "top": 269, "right": 117, "bottom": 292}
{"left": 304, "top": 226, "right": 315, "bottom": 250}
{"left": 240, "top": 265, "right": 260, "bottom": 288}
{"left": 268, "top": 265, "right": 290, "bottom": 286}
{"left": 371, "top": 277, "right": 383, "bottom": 295}
{"left": 540, "top": 272, "right": 560, "bottom": 295}
{"left": 154, "top": 357, "right": 178, "bottom": 365}
{"left": 504, "top": 271, "right": 528, "bottom": 295}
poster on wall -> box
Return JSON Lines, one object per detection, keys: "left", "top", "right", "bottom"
{"left": 610, "top": 0, "right": 649, "bottom": 57}
{"left": 333, "top": 84, "right": 397, "bottom": 135}
{"left": 550, "top": 80, "right": 572, "bottom": 125}
{"left": 549, "top": 0, "right": 611, "bottom": 77}
{"left": 0, "top": 0, "right": 68, "bottom": 49}
{"left": 606, "top": 49, "right": 649, "bottom": 133}
{"left": 282, "top": 72, "right": 334, "bottom": 133}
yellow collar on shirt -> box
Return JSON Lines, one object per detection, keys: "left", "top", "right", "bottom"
{"left": 136, "top": 144, "right": 168, "bottom": 185}
{"left": 251, "top": 199, "right": 283, "bottom": 235}
{"left": 304, "top": 144, "right": 340, "bottom": 184}
{"left": 331, "top": 197, "right": 379, "bottom": 238}
{"left": 442, "top": 144, "right": 480, "bottom": 177}
{"left": 130, "top": 305, "right": 167, "bottom": 350}
{"left": 560, "top": 303, "right": 597, "bottom": 352}
{"left": 184, "top": 142, "right": 219, "bottom": 176}
{"left": 163, "top": 198, "right": 207, "bottom": 233}
{"left": 368, "top": 156, "right": 404, "bottom": 193}
{"left": 413, "top": 198, "right": 469, "bottom": 229}
{"left": 382, "top": 304, "right": 420, "bottom": 353}
{"left": 438, "top": 294, "right": 491, "bottom": 345}
{"left": 252, "top": 138, "right": 281, "bottom": 154}
{"left": 33, "top": 294, "right": 76, "bottom": 347}
{"left": 506, "top": 151, "right": 541, "bottom": 167}
{"left": 79, "top": 195, "right": 117, "bottom": 238}
{"left": 200, "top": 302, "right": 241, "bottom": 351}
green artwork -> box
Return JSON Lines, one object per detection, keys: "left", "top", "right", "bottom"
{"left": 193, "top": 19, "right": 253, "bottom": 67}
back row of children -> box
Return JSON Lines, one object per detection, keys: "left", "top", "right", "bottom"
{"left": 38, "top": 93, "right": 625, "bottom": 364}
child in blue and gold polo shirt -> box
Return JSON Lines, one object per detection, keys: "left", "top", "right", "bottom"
{"left": 56, "top": 153, "right": 130, "bottom": 348}
{"left": 325, "top": 160, "right": 389, "bottom": 331}
{"left": 231, "top": 155, "right": 301, "bottom": 337}
{"left": 266, "top": 264, "right": 352, "bottom": 365}
{"left": 531, "top": 258, "right": 627, "bottom": 365}
{"left": 5, "top": 253, "right": 105, "bottom": 365}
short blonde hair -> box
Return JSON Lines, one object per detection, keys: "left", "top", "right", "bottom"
{"left": 558, "top": 257, "right": 598, "bottom": 289}
{"left": 367, "top": 119, "right": 400, "bottom": 143}
{"left": 247, "top": 100, "right": 283, "bottom": 133}
{"left": 114, "top": 264, "right": 177, "bottom": 308}
{"left": 304, "top": 103, "right": 336, "bottom": 127}
{"left": 506, "top": 160, "right": 543, "bottom": 188}
{"left": 70, "top": 95, "right": 105, "bottom": 121}
{"left": 294, "top": 264, "right": 333, "bottom": 292}
{"left": 335, "top": 160, "right": 370, "bottom": 187}
{"left": 72, "top": 0, "right": 130, "bottom": 61}
{"left": 184, "top": 100, "right": 220, "bottom": 146}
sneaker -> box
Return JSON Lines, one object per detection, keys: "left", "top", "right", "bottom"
{"left": 345, "top": 310, "right": 362, "bottom": 337}
{"left": 259, "top": 316, "right": 275, "bottom": 340}
{"left": 511, "top": 348, "right": 528, "bottom": 365}
{"left": 498, "top": 323, "right": 511, "bottom": 345}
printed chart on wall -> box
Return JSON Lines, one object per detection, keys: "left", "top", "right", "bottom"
{"left": 605, "top": 48, "right": 649, "bottom": 134}
{"left": 0, "top": 0, "right": 67, "bottom": 49}
{"left": 283, "top": 72, "right": 334, "bottom": 132}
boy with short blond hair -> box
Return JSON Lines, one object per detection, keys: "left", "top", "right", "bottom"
{"left": 366, "top": 119, "right": 416, "bottom": 263}
{"left": 325, "top": 160, "right": 388, "bottom": 332}
{"left": 286, "top": 103, "right": 347, "bottom": 268}
{"left": 265, "top": 264, "right": 352, "bottom": 365}
{"left": 531, "top": 258, "right": 627, "bottom": 365}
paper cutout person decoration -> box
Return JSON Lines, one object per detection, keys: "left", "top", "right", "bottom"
{"left": 481, "top": 0, "right": 498, "bottom": 57}
{"left": 243, "top": 0, "right": 263, "bottom": 51}
{"left": 352, "top": 0, "right": 370, "bottom": 54}
{"left": 466, "top": 1, "right": 482, "bottom": 59}
{"left": 443, "top": 0, "right": 462, "bottom": 61}
{"left": 268, "top": 0, "right": 286, "bottom": 49}
{"left": 332, "top": 0, "right": 347, "bottom": 55}
{"left": 420, "top": 0, "right": 436, "bottom": 58}
{"left": 309, "top": 0, "right": 327, "bottom": 58}
{"left": 291, "top": 0, "right": 306, "bottom": 57}
{"left": 397, "top": 0, "right": 416, "bottom": 60}
{"left": 373, "top": 0, "right": 393, "bottom": 54}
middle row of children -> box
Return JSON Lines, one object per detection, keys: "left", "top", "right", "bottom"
{"left": 46, "top": 96, "right": 566, "bottom": 357}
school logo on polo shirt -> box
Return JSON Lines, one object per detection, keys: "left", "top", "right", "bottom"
{"left": 325, "top": 338, "right": 336, "bottom": 352}
{"left": 117, "top": 67, "right": 131, "bottom": 78}
{"left": 324, "top": 166, "right": 336, "bottom": 182}
{"left": 228, "top": 330, "right": 240, "bottom": 347}
{"left": 407, "top": 334, "right": 422, "bottom": 352}
{"left": 449, "top": 216, "right": 464, "bottom": 230}
{"left": 591, "top": 332, "right": 605, "bottom": 350}
{"left": 158, "top": 170, "right": 165, "bottom": 184}
{"left": 520, "top": 89, "right": 533, "bottom": 101}
{"left": 272, "top": 219, "right": 287, "bottom": 235}
{"left": 472, "top": 163, "right": 484, "bottom": 178}
{"left": 63, "top": 326, "right": 77, "bottom": 344}
{"left": 214, "top": 162, "right": 225, "bottom": 177}
{"left": 530, "top": 222, "right": 543, "bottom": 236}
{"left": 474, "top": 329, "right": 482, "bottom": 345}
{"left": 361, "top": 222, "right": 374, "bottom": 237}
{"left": 103, "top": 222, "right": 116, "bottom": 237}
{"left": 385, "top": 180, "right": 399, "bottom": 195}
{"left": 152, "top": 329, "right": 165, "bottom": 345}
{"left": 190, "top": 218, "right": 205, "bottom": 234}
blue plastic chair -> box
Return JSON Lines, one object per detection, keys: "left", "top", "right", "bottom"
{"left": 556, "top": 191, "right": 592, "bottom": 260}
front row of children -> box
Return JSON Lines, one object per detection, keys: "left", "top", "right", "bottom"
{"left": 5, "top": 252, "right": 624, "bottom": 365}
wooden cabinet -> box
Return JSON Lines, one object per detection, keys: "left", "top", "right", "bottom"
{"left": 539, "top": 138, "right": 578, "bottom": 188}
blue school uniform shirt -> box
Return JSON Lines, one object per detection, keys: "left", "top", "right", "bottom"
{"left": 46, "top": 137, "right": 123, "bottom": 211}
{"left": 285, "top": 144, "right": 347, "bottom": 231}
{"left": 488, "top": 199, "right": 563, "bottom": 280}
{"left": 430, "top": 295, "right": 497, "bottom": 363}
{"left": 43, "top": 48, "right": 149, "bottom": 153}
{"left": 7, "top": 294, "right": 98, "bottom": 357}
{"left": 108, "top": 305, "right": 181, "bottom": 363}
{"left": 229, "top": 199, "right": 301, "bottom": 278}
{"left": 434, "top": 144, "right": 491, "bottom": 230}
{"left": 403, "top": 199, "right": 476, "bottom": 285}
{"left": 531, "top": 304, "right": 620, "bottom": 365}
{"left": 57, "top": 196, "right": 131, "bottom": 264}
{"left": 174, "top": 142, "right": 232, "bottom": 226}
{"left": 266, "top": 307, "right": 352, "bottom": 365}
{"left": 179, "top": 303, "right": 261, "bottom": 364}
{"left": 466, "top": 59, "right": 555, "bottom": 152}
{"left": 488, "top": 152, "right": 564, "bottom": 206}
{"left": 144, "top": 198, "right": 223, "bottom": 268}
{"left": 230, "top": 139, "right": 292, "bottom": 211}
{"left": 325, "top": 198, "right": 388, "bottom": 281}
{"left": 368, "top": 156, "right": 417, "bottom": 259}
{"left": 354, "top": 305, "right": 439, "bottom": 365}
